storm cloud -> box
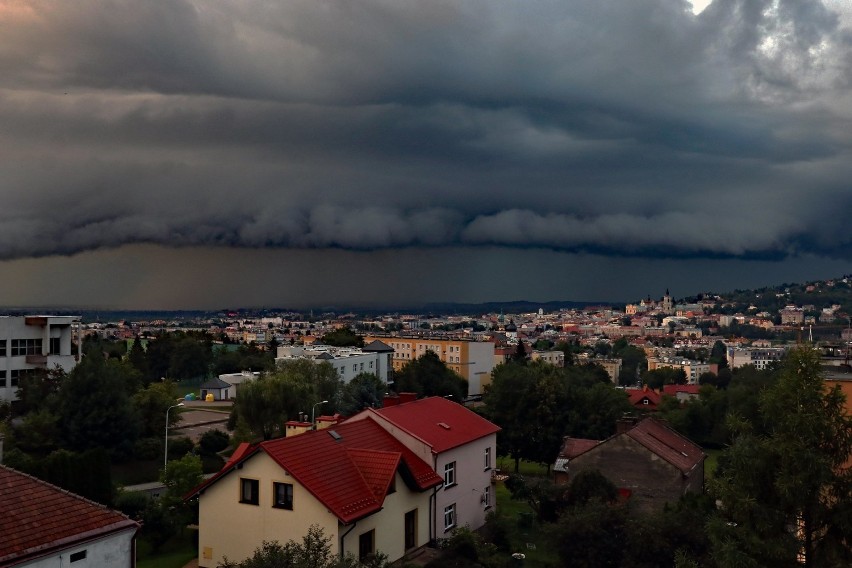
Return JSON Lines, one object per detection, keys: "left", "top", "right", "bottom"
{"left": 2, "top": 0, "right": 852, "bottom": 266}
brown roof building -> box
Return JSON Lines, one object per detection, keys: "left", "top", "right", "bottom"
{"left": 554, "top": 417, "right": 705, "bottom": 513}
{"left": 0, "top": 465, "right": 139, "bottom": 567}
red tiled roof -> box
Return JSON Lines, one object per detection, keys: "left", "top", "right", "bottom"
{"left": 186, "top": 419, "right": 442, "bottom": 524}
{"left": 662, "top": 384, "right": 701, "bottom": 396}
{"left": 626, "top": 388, "right": 662, "bottom": 407}
{"left": 625, "top": 418, "right": 705, "bottom": 475}
{"left": 372, "top": 396, "right": 500, "bottom": 453}
{"left": 558, "top": 437, "right": 600, "bottom": 459}
{"left": 0, "top": 465, "right": 139, "bottom": 565}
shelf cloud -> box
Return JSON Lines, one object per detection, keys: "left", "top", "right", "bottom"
{"left": 2, "top": 0, "right": 852, "bottom": 265}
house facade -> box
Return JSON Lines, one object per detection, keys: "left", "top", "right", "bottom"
{"left": 347, "top": 396, "right": 500, "bottom": 541}
{"left": 186, "top": 419, "right": 443, "bottom": 567}
{"left": 0, "top": 465, "right": 139, "bottom": 567}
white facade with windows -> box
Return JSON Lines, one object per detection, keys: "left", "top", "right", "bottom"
{"left": 0, "top": 316, "right": 79, "bottom": 403}
{"left": 276, "top": 344, "right": 392, "bottom": 384}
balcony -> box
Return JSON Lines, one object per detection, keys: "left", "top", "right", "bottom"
{"left": 26, "top": 354, "right": 48, "bottom": 366}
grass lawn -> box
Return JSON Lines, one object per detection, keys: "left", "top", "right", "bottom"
{"left": 703, "top": 447, "right": 723, "bottom": 481}
{"left": 137, "top": 535, "right": 196, "bottom": 568}
{"left": 495, "top": 456, "right": 550, "bottom": 477}
{"left": 493, "top": 482, "right": 558, "bottom": 567}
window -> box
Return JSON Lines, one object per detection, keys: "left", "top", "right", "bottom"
{"left": 358, "top": 529, "right": 375, "bottom": 560}
{"left": 240, "top": 478, "right": 259, "bottom": 505}
{"left": 484, "top": 447, "right": 491, "bottom": 471}
{"left": 70, "top": 550, "right": 87, "bottom": 562}
{"left": 444, "top": 461, "right": 456, "bottom": 488}
{"left": 443, "top": 503, "right": 456, "bottom": 531}
{"left": 11, "top": 338, "right": 42, "bottom": 356}
{"left": 483, "top": 486, "right": 491, "bottom": 509}
{"left": 0, "top": 340, "right": 5, "bottom": 357}
{"left": 273, "top": 482, "right": 293, "bottom": 509}
{"left": 0, "top": 371, "right": 5, "bottom": 388}
{"left": 49, "top": 337, "right": 61, "bottom": 355}
{"left": 10, "top": 369, "right": 29, "bottom": 387}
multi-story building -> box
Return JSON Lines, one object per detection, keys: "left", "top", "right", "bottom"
{"left": 364, "top": 337, "right": 495, "bottom": 396}
{"left": 276, "top": 340, "right": 394, "bottom": 384}
{"left": 531, "top": 350, "right": 565, "bottom": 367}
{"left": 646, "top": 356, "right": 712, "bottom": 385}
{"left": 727, "top": 347, "right": 787, "bottom": 370}
{"left": 0, "top": 315, "right": 79, "bottom": 403}
{"left": 594, "top": 358, "right": 623, "bottom": 384}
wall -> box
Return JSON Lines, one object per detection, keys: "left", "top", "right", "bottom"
{"left": 568, "top": 435, "right": 695, "bottom": 515}
{"left": 20, "top": 529, "right": 136, "bottom": 568}
{"left": 434, "top": 433, "right": 496, "bottom": 539}
{"left": 197, "top": 452, "right": 339, "bottom": 567}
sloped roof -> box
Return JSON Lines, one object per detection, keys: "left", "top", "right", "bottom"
{"left": 200, "top": 377, "right": 232, "bottom": 389}
{"left": 0, "top": 465, "right": 139, "bottom": 565}
{"left": 662, "top": 384, "right": 701, "bottom": 396}
{"left": 186, "top": 419, "right": 442, "bottom": 524}
{"left": 372, "top": 396, "right": 500, "bottom": 453}
{"left": 362, "top": 340, "right": 394, "bottom": 353}
{"left": 624, "top": 418, "right": 705, "bottom": 475}
{"left": 558, "top": 437, "right": 600, "bottom": 460}
{"left": 627, "top": 388, "right": 662, "bottom": 406}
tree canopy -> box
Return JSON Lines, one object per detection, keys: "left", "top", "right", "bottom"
{"left": 393, "top": 351, "right": 467, "bottom": 401}
{"left": 709, "top": 347, "right": 852, "bottom": 567}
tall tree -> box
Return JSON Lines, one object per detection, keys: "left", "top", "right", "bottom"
{"left": 393, "top": 351, "right": 467, "bottom": 400}
{"left": 59, "top": 355, "right": 142, "bottom": 459}
{"left": 710, "top": 347, "right": 852, "bottom": 567}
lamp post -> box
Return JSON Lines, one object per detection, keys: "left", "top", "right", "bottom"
{"left": 165, "top": 402, "right": 185, "bottom": 469}
{"left": 311, "top": 400, "right": 328, "bottom": 430}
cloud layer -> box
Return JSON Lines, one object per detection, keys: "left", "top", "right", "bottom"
{"left": 2, "top": 0, "right": 852, "bottom": 262}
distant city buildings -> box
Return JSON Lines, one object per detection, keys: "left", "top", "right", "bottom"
{"left": 276, "top": 340, "right": 394, "bottom": 384}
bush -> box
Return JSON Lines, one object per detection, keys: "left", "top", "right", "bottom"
{"left": 115, "top": 490, "right": 150, "bottom": 520}
{"left": 199, "top": 429, "right": 229, "bottom": 455}
{"left": 135, "top": 437, "right": 163, "bottom": 461}
{"left": 166, "top": 436, "right": 194, "bottom": 459}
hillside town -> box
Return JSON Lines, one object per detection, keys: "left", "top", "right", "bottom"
{"left": 1, "top": 275, "right": 851, "bottom": 567}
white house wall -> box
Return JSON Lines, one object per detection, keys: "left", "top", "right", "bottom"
{"left": 17, "top": 528, "right": 136, "bottom": 568}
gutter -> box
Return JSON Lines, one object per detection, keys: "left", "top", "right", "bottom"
{"left": 339, "top": 521, "right": 357, "bottom": 560}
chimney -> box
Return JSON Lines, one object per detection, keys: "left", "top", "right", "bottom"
{"left": 383, "top": 395, "right": 400, "bottom": 407}
{"left": 615, "top": 416, "right": 638, "bottom": 435}
{"left": 399, "top": 392, "right": 417, "bottom": 405}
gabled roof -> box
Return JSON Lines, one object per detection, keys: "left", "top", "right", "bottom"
{"left": 362, "top": 340, "right": 394, "bottom": 353}
{"left": 200, "top": 377, "right": 232, "bottom": 389}
{"left": 624, "top": 418, "right": 705, "bottom": 475}
{"left": 371, "top": 396, "right": 500, "bottom": 453}
{"left": 662, "top": 384, "right": 701, "bottom": 396}
{"left": 627, "top": 388, "right": 662, "bottom": 407}
{"left": 558, "top": 437, "right": 600, "bottom": 460}
{"left": 0, "top": 465, "right": 139, "bottom": 565}
{"left": 186, "top": 419, "right": 442, "bottom": 524}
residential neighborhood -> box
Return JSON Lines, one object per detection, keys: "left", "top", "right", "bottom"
{"left": 0, "top": 275, "right": 851, "bottom": 567}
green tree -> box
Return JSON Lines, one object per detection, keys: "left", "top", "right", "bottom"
{"left": 339, "top": 372, "right": 386, "bottom": 415}
{"left": 710, "top": 347, "right": 852, "bottom": 567}
{"left": 59, "top": 355, "right": 141, "bottom": 459}
{"left": 127, "top": 336, "right": 149, "bottom": 383}
{"left": 133, "top": 380, "right": 181, "bottom": 438}
{"left": 393, "top": 351, "right": 467, "bottom": 401}
{"left": 321, "top": 327, "right": 364, "bottom": 348}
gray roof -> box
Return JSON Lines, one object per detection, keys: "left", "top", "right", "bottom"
{"left": 200, "top": 377, "right": 232, "bottom": 389}
{"left": 363, "top": 339, "right": 394, "bottom": 353}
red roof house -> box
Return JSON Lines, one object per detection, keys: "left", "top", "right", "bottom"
{"left": 185, "top": 418, "right": 443, "bottom": 567}
{"left": 346, "top": 396, "right": 501, "bottom": 540}
{"left": 626, "top": 385, "right": 663, "bottom": 410}
{"left": 0, "top": 465, "right": 139, "bottom": 567}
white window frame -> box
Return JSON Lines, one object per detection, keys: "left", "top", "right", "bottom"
{"left": 444, "top": 461, "right": 456, "bottom": 488}
{"left": 443, "top": 503, "right": 456, "bottom": 531}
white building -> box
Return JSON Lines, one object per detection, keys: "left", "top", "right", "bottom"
{"left": 727, "top": 347, "right": 787, "bottom": 370}
{"left": 0, "top": 316, "right": 79, "bottom": 403}
{"left": 276, "top": 340, "right": 394, "bottom": 384}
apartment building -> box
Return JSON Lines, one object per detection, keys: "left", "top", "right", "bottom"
{"left": 0, "top": 316, "right": 79, "bottom": 403}
{"left": 646, "top": 356, "right": 712, "bottom": 385}
{"left": 276, "top": 340, "right": 394, "bottom": 384}
{"left": 365, "top": 336, "right": 495, "bottom": 396}
{"left": 727, "top": 346, "right": 787, "bottom": 370}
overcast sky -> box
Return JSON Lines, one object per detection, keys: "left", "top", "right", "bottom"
{"left": 1, "top": 0, "right": 851, "bottom": 310}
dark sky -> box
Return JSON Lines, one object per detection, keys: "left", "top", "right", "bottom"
{"left": 1, "top": 0, "right": 850, "bottom": 309}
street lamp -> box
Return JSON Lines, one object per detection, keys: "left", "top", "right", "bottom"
{"left": 165, "top": 402, "right": 185, "bottom": 469}
{"left": 311, "top": 400, "right": 328, "bottom": 430}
